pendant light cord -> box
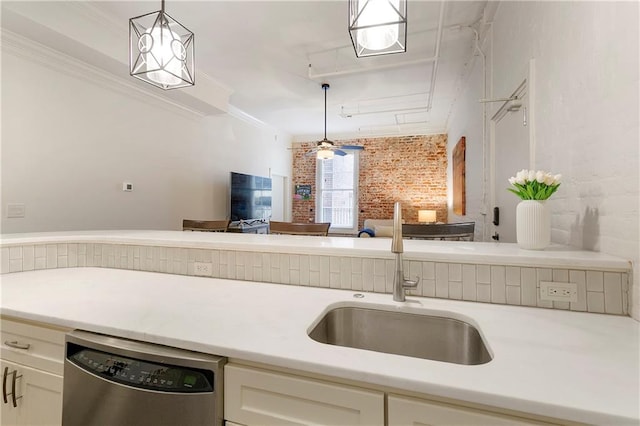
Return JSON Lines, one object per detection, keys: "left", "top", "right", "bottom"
{"left": 161, "top": 0, "right": 165, "bottom": 13}
{"left": 322, "top": 83, "right": 329, "bottom": 140}
{"left": 324, "top": 85, "right": 327, "bottom": 140}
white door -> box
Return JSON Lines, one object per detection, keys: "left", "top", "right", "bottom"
{"left": 270, "top": 174, "right": 288, "bottom": 221}
{"left": 491, "top": 82, "right": 530, "bottom": 243}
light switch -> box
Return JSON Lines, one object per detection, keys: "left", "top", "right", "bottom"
{"left": 7, "top": 203, "right": 25, "bottom": 218}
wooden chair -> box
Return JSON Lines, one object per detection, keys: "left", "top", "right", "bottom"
{"left": 402, "top": 222, "right": 475, "bottom": 241}
{"left": 269, "top": 221, "right": 330, "bottom": 236}
{"left": 182, "top": 219, "right": 230, "bottom": 232}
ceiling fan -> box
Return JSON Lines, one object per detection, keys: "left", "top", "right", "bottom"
{"left": 304, "top": 83, "right": 363, "bottom": 159}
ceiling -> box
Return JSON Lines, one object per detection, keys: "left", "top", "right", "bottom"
{"left": 1, "top": 0, "right": 492, "bottom": 140}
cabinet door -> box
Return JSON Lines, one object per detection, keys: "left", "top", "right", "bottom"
{"left": 225, "top": 364, "right": 384, "bottom": 426}
{"left": 388, "top": 394, "right": 551, "bottom": 426}
{"left": 1, "top": 360, "right": 19, "bottom": 426}
{"left": 1, "top": 359, "right": 63, "bottom": 426}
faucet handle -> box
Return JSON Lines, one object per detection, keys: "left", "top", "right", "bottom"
{"left": 403, "top": 276, "right": 420, "bottom": 289}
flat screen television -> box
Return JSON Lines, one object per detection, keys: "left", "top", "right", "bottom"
{"left": 230, "top": 172, "right": 272, "bottom": 222}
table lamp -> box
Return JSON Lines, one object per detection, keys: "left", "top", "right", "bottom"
{"left": 418, "top": 210, "right": 437, "bottom": 224}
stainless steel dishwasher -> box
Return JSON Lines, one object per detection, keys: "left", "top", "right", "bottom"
{"left": 62, "top": 330, "right": 226, "bottom": 426}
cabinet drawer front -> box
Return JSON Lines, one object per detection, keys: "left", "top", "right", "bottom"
{"left": 1, "top": 318, "right": 69, "bottom": 375}
{"left": 388, "top": 394, "right": 553, "bottom": 426}
{"left": 225, "top": 364, "right": 384, "bottom": 426}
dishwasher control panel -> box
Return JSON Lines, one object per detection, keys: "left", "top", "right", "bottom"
{"left": 68, "top": 346, "right": 214, "bottom": 393}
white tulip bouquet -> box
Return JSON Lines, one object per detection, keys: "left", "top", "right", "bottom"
{"left": 508, "top": 169, "right": 561, "bottom": 200}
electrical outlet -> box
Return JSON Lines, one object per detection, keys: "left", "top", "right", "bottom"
{"left": 540, "top": 281, "right": 578, "bottom": 302}
{"left": 194, "top": 262, "right": 212, "bottom": 276}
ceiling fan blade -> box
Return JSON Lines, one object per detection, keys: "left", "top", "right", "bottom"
{"left": 334, "top": 149, "right": 347, "bottom": 156}
{"left": 304, "top": 150, "right": 318, "bottom": 157}
{"left": 340, "top": 145, "right": 364, "bottom": 150}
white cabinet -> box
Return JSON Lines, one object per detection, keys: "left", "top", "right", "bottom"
{"left": 388, "top": 394, "right": 552, "bottom": 426}
{"left": 225, "top": 363, "right": 556, "bottom": 426}
{"left": 1, "top": 317, "right": 69, "bottom": 426}
{"left": 1, "top": 359, "right": 63, "bottom": 426}
{"left": 224, "top": 364, "right": 384, "bottom": 425}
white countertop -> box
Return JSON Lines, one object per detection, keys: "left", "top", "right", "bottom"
{"left": 1, "top": 267, "right": 638, "bottom": 424}
{"left": 0, "top": 230, "right": 632, "bottom": 270}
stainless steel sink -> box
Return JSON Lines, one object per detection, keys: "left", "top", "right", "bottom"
{"left": 308, "top": 306, "right": 492, "bottom": 365}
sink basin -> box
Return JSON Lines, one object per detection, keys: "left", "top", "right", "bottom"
{"left": 308, "top": 306, "right": 492, "bottom": 365}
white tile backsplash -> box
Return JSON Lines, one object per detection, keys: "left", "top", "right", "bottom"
{"left": 46, "top": 244, "right": 57, "bottom": 268}
{"left": 340, "top": 257, "right": 352, "bottom": 290}
{"left": 9, "top": 259, "right": 22, "bottom": 272}
{"left": 362, "top": 258, "right": 374, "bottom": 292}
{"left": 570, "top": 270, "right": 588, "bottom": 312}
{"left": 1, "top": 248, "right": 9, "bottom": 273}
{"left": 22, "top": 245, "right": 34, "bottom": 271}
{"left": 319, "top": 256, "right": 330, "bottom": 288}
{"left": 604, "top": 272, "right": 623, "bottom": 314}
{"left": 449, "top": 281, "right": 462, "bottom": 300}
{"left": 506, "top": 285, "right": 521, "bottom": 305}
{"left": 587, "top": 271, "right": 604, "bottom": 292}
{"left": 9, "top": 246, "right": 22, "bottom": 260}
{"left": 477, "top": 284, "right": 491, "bottom": 303}
{"left": 299, "top": 255, "right": 310, "bottom": 286}
{"left": 477, "top": 265, "right": 490, "bottom": 284}
{"left": 462, "top": 264, "right": 476, "bottom": 301}
{"left": 449, "top": 263, "right": 462, "bottom": 282}
{"left": 490, "top": 266, "right": 506, "bottom": 304}
{"left": 1, "top": 242, "right": 630, "bottom": 316}
{"left": 435, "top": 263, "right": 449, "bottom": 298}
{"left": 521, "top": 267, "right": 537, "bottom": 306}
{"left": 587, "top": 292, "right": 606, "bottom": 313}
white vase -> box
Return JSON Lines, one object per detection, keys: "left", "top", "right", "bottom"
{"left": 516, "top": 200, "right": 550, "bottom": 250}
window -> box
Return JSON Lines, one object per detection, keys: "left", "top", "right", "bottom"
{"left": 316, "top": 150, "right": 359, "bottom": 233}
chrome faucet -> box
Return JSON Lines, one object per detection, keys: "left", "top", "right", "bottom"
{"left": 392, "top": 202, "right": 419, "bottom": 302}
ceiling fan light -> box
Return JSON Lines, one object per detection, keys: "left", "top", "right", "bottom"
{"left": 317, "top": 149, "right": 335, "bottom": 160}
{"left": 129, "top": 2, "right": 195, "bottom": 90}
{"left": 349, "top": 0, "right": 407, "bottom": 58}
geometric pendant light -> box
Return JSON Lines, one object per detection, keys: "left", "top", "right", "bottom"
{"left": 348, "top": 0, "right": 407, "bottom": 58}
{"left": 129, "top": 0, "right": 195, "bottom": 90}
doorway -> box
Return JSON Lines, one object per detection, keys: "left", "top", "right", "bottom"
{"left": 270, "top": 173, "right": 289, "bottom": 221}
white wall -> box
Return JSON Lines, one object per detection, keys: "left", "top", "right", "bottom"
{"left": 1, "top": 37, "right": 292, "bottom": 233}
{"left": 447, "top": 29, "right": 490, "bottom": 241}
{"left": 448, "top": 1, "right": 640, "bottom": 319}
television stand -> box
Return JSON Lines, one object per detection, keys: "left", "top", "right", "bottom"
{"left": 227, "top": 220, "right": 269, "bottom": 234}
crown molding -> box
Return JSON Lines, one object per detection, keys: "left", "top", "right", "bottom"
{"left": 1, "top": 29, "right": 210, "bottom": 120}
{"left": 227, "top": 105, "right": 276, "bottom": 131}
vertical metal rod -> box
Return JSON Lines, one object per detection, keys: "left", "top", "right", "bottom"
{"left": 323, "top": 84, "right": 328, "bottom": 139}
{"left": 10, "top": 370, "right": 21, "bottom": 408}
{"left": 161, "top": 0, "right": 165, "bottom": 13}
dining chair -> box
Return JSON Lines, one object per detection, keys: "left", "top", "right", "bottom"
{"left": 402, "top": 222, "right": 475, "bottom": 241}
{"left": 182, "top": 219, "right": 230, "bottom": 232}
{"left": 269, "top": 221, "right": 331, "bottom": 236}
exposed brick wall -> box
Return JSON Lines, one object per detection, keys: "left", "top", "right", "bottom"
{"left": 291, "top": 142, "right": 318, "bottom": 223}
{"left": 292, "top": 134, "right": 448, "bottom": 230}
